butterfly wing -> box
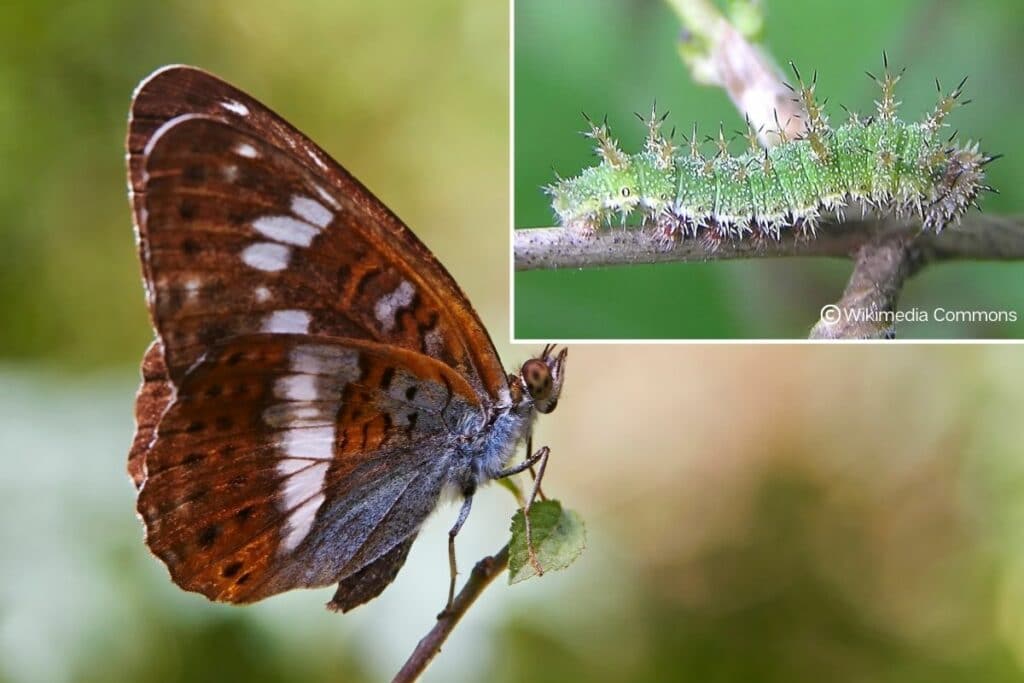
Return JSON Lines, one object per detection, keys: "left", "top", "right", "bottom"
{"left": 127, "top": 66, "right": 508, "bottom": 605}
{"left": 328, "top": 533, "right": 417, "bottom": 612}
{"left": 137, "top": 334, "right": 480, "bottom": 603}
{"left": 128, "top": 340, "right": 171, "bottom": 489}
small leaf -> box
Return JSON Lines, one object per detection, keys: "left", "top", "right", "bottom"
{"left": 508, "top": 500, "right": 586, "bottom": 584}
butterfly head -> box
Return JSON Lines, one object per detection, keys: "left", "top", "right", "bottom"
{"left": 515, "top": 344, "right": 567, "bottom": 415}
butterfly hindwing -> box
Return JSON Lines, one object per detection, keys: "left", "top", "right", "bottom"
{"left": 328, "top": 533, "right": 418, "bottom": 612}
{"left": 128, "top": 340, "right": 173, "bottom": 489}
{"left": 137, "top": 333, "right": 480, "bottom": 603}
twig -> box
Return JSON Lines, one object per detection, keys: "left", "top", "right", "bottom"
{"left": 808, "top": 234, "right": 919, "bottom": 339}
{"left": 514, "top": 214, "right": 1024, "bottom": 271}
{"left": 392, "top": 544, "right": 510, "bottom": 683}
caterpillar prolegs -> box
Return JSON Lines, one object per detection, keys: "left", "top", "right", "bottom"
{"left": 547, "top": 61, "right": 998, "bottom": 246}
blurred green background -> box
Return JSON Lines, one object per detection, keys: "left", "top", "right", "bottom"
{"left": 4, "top": 2, "right": 1024, "bottom": 683}
{"left": 514, "top": 0, "right": 1024, "bottom": 339}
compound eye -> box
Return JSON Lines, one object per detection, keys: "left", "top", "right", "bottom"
{"left": 521, "top": 359, "right": 553, "bottom": 401}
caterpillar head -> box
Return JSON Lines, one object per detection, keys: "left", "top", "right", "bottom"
{"left": 598, "top": 164, "right": 641, "bottom": 219}
{"left": 553, "top": 164, "right": 640, "bottom": 226}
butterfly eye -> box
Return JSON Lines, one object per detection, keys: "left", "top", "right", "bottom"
{"left": 520, "top": 358, "right": 553, "bottom": 401}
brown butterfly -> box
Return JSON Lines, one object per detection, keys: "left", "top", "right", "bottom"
{"left": 126, "top": 65, "right": 566, "bottom": 612}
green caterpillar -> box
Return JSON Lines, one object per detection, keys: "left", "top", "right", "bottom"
{"left": 547, "top": 61, "right": 997, "bottom": 244}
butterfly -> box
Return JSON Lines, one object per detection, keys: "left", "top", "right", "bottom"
{"left": 126, "top": 65, "right": 567, "bottom": 612}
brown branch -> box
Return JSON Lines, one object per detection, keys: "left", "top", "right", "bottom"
{"left": 514, "top": 214, "right": 1024, "bottom": 271}
{"left": 392, "top": 544, "right": 510, "bottom": 683}
{"left": 808, "top": 235, "right": 919, "bottom": 339}
{"left": 806, "top": 213, "right": 1024, "bottom": 339}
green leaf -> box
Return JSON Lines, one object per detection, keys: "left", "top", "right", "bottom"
{"left": 508, "top": 500, "right": 586, "bottom": 584}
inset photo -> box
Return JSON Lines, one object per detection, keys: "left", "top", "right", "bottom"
{"left": 513, "top": 0, "right": 1023, "bottom": 340}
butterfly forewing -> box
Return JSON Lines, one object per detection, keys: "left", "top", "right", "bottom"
{"left": 128, "top": 66, "right": 507, "bottom": 397}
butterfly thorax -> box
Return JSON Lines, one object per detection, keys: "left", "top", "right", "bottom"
{"left": 466, "top": 398, "right": 539, "bottom": 486}
{"left": 475, "top": 346, "right": 568, "bottom": 483}
{"left": 448, "top": 346, "right": 567, "bottom": 493}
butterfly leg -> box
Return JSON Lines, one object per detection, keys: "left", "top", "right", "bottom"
{"left": 494, "top": 444, "right": 547, "bottom": 479}
{"left": 445, "top": 491, "right": 474, "bottom": 614}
